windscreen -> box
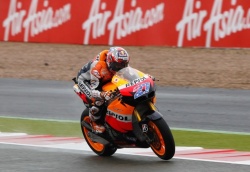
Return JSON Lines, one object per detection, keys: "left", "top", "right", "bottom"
{"left": 114, "top": 67, "right": 141, "bottom": 82}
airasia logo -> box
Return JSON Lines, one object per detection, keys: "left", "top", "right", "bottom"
{"left": 82, "top": 0, "right": 165, "bottom": 45}
{"left": 176, "top": 0, "right": 250, "bottom": 47}
{"left": 3, "top": 0, "right": 71, "bottom": 42}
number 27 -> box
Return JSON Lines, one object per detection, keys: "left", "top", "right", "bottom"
{"left": 134, "top": 82, "right": 150, "bottom": 99}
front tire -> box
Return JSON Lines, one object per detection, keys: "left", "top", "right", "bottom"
{"left": 80, "top": 109, "right": 117, "bottom": 156}
{"left": 148, "top": 118, "right": 175, "bottom": 160}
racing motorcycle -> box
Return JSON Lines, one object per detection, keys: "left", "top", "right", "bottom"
{"left": 73, "top": 66, "right": 175, "bottom": 160}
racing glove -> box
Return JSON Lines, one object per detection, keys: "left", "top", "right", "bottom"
{"left": 100, "top": 91, "right": 113, "bottom": 100}
{"left": 92, "top": 90, "right": 113, "bottom": 101}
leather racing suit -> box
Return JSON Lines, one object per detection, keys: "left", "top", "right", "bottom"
{"left": 74, "top": 50, "right": 114, "bottom": 122}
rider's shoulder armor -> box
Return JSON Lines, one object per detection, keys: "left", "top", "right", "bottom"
{"left": 93, "top": 50, "right": 109, "bottom": 61}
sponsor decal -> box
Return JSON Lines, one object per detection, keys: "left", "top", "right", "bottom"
{"left": 176, "top": 0, "right": 250, "bottom": 47}
{"left": 1, "top": 0, "right": 250, "bottom": 48}
{"left": 118, "top": 50, "right": 128, "bottom": 57}
{"left": 106, "top": 110, "right": 132, "bottom": 122}
{"left": 113, "top": 78, "right": 119, "bottom": 83}
{"left": 142, "top": 124, "right": 148, "bottom": 133}
{"left": 82, "top": 0, "right": 165, "bottom": 44}
{"left": 78, "top": 81, "right": 92, "bottom": 98}
{"left": 134, "top": 82, "right": 150, "bottom": 99}
{"left": 95, "top": 54, "right": 100, "bottom": 61}
{"left": 117, "top": 50, "right": 128, "bottom": 60}
{"left": 90, "top": 80, "right": 98, "bottom": 89}
{"left": 125, "top": 76, "right": 147, "bottom": 87}
{"left": 3, "top": 0, "right": 71, "bottom": 42}
{"left": 92, "top": 69, "right": 101, "bottom": 79}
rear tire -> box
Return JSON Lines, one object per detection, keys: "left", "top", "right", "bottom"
{"left": 80, "top": 109, "right": 117, "bottom": 156}
{"left": 148, "top": 118, "right": 175, "bottom": 160}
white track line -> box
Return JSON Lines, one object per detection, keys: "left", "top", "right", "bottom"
{"left": 0, "top": 132, "right": 249, "bottom": 165}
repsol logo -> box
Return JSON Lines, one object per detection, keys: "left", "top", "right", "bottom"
{"left": 79, "top": 82, "right": 92, "bottom": 98}
{"left": 125, "top": 76, "right": 146, "bottom": 87}
{"left": 106, "top": 110, "right": 131, "bottom": 122}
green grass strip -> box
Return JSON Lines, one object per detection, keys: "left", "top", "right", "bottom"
{"left": 172, "top": 130, "right": 250, "bottom": 151}
{"left": 0, "top": 117, "right": 250, "bottom": 151}
{"left": 0, "top": 117, "right": 81, "bottom": 137}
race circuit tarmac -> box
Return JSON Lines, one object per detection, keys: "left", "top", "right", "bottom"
{"left": 1, "top": 143, "right": 250, "bottom": 172}
{"left": 1, "top": 78, "right": 250, "bottom": 132}
{"left": 0, "top": 78, "right": 250, "bottom": 172}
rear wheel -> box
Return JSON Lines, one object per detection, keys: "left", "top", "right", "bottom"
{"left": 80, "top": 109, "right": 117, "bottom": 156}
{"left": 148, "top": 118, "right": 175, "bottom": 160}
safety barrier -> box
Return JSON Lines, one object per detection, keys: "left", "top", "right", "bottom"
{"left": 0, "top": 0, "right": 250, "bottom": 48}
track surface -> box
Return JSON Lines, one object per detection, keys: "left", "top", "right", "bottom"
{"left": 0, "top": 78, "right": 250, "bottom": 172}
{"left": 2, "top": 143, "right": 250, "bottom": 172}
{"left": 1, "top": 78, "right": 250, "bottom": 132}
{"left": 0, "top": 132, "right": 249, "bottom": 172}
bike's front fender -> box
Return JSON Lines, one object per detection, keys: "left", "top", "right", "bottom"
{"left": 145, "top": 110, "right": 163, "bottom": 121}
{"left": 133, "top": 101, "right": 162, "bottom": 122}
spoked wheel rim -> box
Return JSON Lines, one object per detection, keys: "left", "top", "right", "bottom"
{"left": 82, "top": 116, "right": 104, "bottom": 152}
{"left": 148, "top": 121, "right": 166, "bottom": 156}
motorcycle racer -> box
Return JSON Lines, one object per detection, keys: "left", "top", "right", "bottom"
{"left": 73, "top": 47, "right": 130, "bottom": 133}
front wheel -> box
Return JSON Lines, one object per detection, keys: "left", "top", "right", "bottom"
{"left": 80, "top": 109, "right": 117, "bottom": 156}
{"left": 148, "top": 118, "right": 175, "bottom": 160}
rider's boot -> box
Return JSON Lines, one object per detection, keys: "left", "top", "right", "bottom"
{"left": 89, "top": 106, "right": 105, "bottom": 134}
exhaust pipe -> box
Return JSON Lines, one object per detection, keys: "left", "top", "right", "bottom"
{"left": 81, "top": 121, "right": 111, "bottom": 145}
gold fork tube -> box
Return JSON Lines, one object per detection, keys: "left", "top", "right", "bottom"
{"left": 133, "top": 109, "right": 141, "bottom": 122}
{"left": 148, "top": 101, "right": 157, "bottom": 111}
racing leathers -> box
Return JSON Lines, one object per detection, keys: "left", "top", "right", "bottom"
{"left": 74, "top": 50, "right": 114, "bottom": 122}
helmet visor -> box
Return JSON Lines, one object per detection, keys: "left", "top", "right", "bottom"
{"left": 110, "top": 61, "right": 128, "bottom": 71}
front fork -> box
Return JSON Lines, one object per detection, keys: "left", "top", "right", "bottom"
{"left": 133, "top": 101, "right": 158, "bottom": 122}
{"left": 132, "top": 102, "right": 162, "bottom": 143}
